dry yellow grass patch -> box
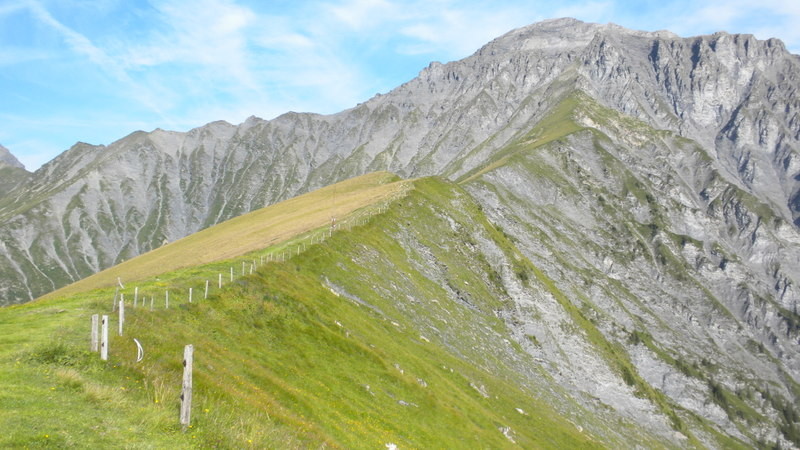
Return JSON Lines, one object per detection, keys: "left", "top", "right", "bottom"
{"left": 39, "top": 172, "right": 411, "bottom": 300}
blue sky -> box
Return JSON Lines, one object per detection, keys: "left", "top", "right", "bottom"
{"left": 2, "top": 0, "right": 799, "bottom": 170}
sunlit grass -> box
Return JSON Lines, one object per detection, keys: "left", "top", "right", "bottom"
{"left": 1, "top": 173, "right": 601, "bottom": 448}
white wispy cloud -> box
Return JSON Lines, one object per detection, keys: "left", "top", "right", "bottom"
{"left": 21, "top": 0, "right": 174, "bottom": 121}
{"left": 124, "top": 0, "right": 257, "bottom": 87}
{"left": 24, "top": 0, "right": 114, "bottom": 69}
{"left": 0, "top": 1, "right": 26, "bottom": 16}
{"left": 325, "top": 0, "right": 397, "bottom": 30}
{"left": 133, "top": 0, "right": 366, "bottom": 117}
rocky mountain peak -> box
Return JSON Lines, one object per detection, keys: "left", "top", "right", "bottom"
{"left": 0, "top": 144, "right": 26, "bottom": 170}
{"left": 483, "top": 18, "right": 681, "bottom": 56}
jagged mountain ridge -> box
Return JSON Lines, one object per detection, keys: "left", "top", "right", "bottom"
{"left": 0, "top": 144, "right": 30, "bottom": 199}
{"left": 2, "top": 17, "right": 800, "bottom": 447}
{"left": 0, "top": 144, "right": 25, "bottom": 170}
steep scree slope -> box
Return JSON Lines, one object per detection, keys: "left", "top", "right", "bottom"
{"left": 464, "top": 91, "right": 800, "bottom": 447}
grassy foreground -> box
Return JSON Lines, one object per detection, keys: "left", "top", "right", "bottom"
{"left": 1, "top": 173, "right": 600, "bottom": 448}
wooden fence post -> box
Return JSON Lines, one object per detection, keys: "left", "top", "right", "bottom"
{"left": 204, "top": 280, "right": 209, "bottom": 299}
{"left": 100, "top": 315, "right": 109, "bottom": 361}
{"left": 189, "top": 287, "right": 193, "bottom": 303}
{"left": 230, "top": 267, "right": 233, "bottom": 282}
{"left": 118, "top": 299, "right": 125, "bottom": 336}
{"left": 180, "top": 344, "right": 194, "bottom": 430}
{"left": 150, "top": 297, "right": 154, "bottom": 311}
{"left": 91, "top": 314, "right": 99, "bottom": 352}
{"left": 134, "top": 286, "right": 139, "bottom": 308}
{"left": 242, "top": 261, "right": 246, "bottom": 276}
{"left": 218, "top": 273, "right": 222, "bottom": 289}
{"left": 166, "top": 290, "right": 170, "bottom": 309}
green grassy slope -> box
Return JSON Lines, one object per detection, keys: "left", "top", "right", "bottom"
{"left": 1, "top": 174, "right": 612, "bottom": 448}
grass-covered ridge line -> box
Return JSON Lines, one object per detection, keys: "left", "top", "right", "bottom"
{"left": 2, "top": 174, "right": 605, "bottom": 448}
{"left": 39, "top": 171, "right": 409, "bottom": 301}
{"left": 457, "top": 91, "right": 585, "bottom": 185}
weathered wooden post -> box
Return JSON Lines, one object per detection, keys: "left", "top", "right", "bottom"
{"left": 166, "top": 290, "right": 170, "bottom": 309}
{"left": 180, "top": 344, "right": 194, "bottom": 430}
{"left": 134, "top": 286, "right": 139, "bottom": 308}
{"left": 204, "top": 280, "right": 209, "bottom": 299}
{"left": 150, "top": 297, "right": 154, "bottom": 311}
{"left": 230, "top": 267, "right": 234, "bottom": 282}
{"left": 242, "top": 261, "right": 246, "bottom": 276}
{"left": 91, "top": 314, "right": 99, "bottom": 352}
{"left": 100, "top": 315, "right": 109, "bottom": 361}
{"left": 118, "top": 299, "right": 125, "bottom": 336}
{"left": 250, "top": 264, "right": 254, "bottom": 275}
{"left": 189, "top": 287, "right": 193, "bottom": 304}
{"left": 218, "top": 273, "right": 222, "bottom": 289}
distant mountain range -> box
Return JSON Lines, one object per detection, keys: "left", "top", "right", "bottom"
{"left": 1, "top": 17, "right": 799, "bottom": 446}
